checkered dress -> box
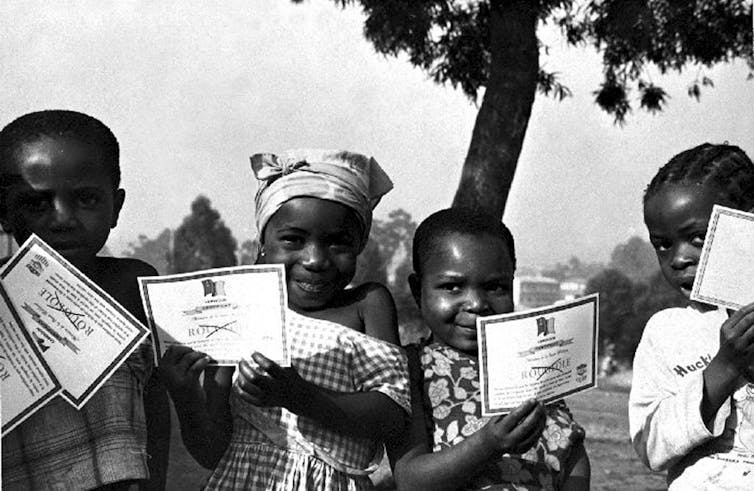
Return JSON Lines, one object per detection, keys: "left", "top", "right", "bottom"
{"left": 204, "top": 310, "right": 410, "bottom": 490}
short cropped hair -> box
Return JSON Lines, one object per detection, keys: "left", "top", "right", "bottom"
{"left": 412, "top": 207, "right": 516, "bottom": 276}
{"left": 644, "top": 143, "right": 754, "bottom": 211}
{"left": 0, "top": 110, "right": 120, "bottom": 189}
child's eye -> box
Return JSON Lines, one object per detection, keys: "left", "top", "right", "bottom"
{"left": 649, "top": 238, "right": 671, "bottom": 252}
{"left": 328, "top": 234, "right": 357, "bottom": 249}
{"left": 20, "top": 195, "right": 51, "bottom": 212}
{"left": 438, "top": 283, "right": 462, "bottom": 293}
{"left": 279, "top": 235, "right": 303, "bottom": 245}
{"left": 77, "top": 192, "right": 101, "bottom": 208}
{"left": 486, "top": 282, "right": 510, "bottom": 294}
{"left": 691, "top": 234, "right": 705, "bottom": 247}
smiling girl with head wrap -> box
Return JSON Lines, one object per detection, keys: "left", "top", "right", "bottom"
{"left": 161, "top": 150, "right": 411, "bottom": 490}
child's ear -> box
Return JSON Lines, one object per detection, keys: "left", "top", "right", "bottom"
{"left": 0, "top": 201, "right": 11, "bottom": 234}
{"left": 110, "top": 188, "right": 126, "bottom": 228}
{"left": 408, "top": 272, "right": 422, "bottom": 309}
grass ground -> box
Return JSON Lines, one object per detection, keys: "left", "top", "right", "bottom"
{"left": 164, "top": 371, "right": 667, "bottom": 490}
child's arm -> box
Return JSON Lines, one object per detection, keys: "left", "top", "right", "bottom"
{"left": 236, "top": 352, "right": 404, "bottom": 441}
{"left": 388, "top": 396, "right": 545, "bottom": 491}
{"left": 160, "top": 346, "right": 233, "bottom": 469}
{"left": 629, "top": 303, "right": 754, "bottom": 471}
{"left": 358, "top": 283, "right": 400, "bottom": 345}
{"left": 142, "top": 374, "right": 171, "bottom": 491}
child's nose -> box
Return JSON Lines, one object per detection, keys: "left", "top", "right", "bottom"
{"left": 463, "top": 290, "right": 489, "bottom": 314}
{"left": 670, "top": 243, "right": 696, "bottom": 269}
{"left": 49, "top": 199, "right": 77, "bottom": 228}
{"left": 301, "top": 244, "right": 329, "bottom": 271}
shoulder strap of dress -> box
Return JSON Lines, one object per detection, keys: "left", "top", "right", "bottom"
{"left": 405, "top": 342, "right": 434, "bottom": 449}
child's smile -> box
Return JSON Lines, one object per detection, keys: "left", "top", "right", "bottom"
{"left": 644, "top": 183, "right": 730, "bottom": 299}
{"left": 413, "top": 233, "right": 514, "bottom": 355}
{"left": 0, "top": 136, "right": 123, "bottom": 269}
{"left": 260, "top": 197, "right": 361, "bottom": 312}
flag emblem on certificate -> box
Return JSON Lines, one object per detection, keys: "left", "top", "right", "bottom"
{"left": 536, "top": 316, "right": 555, "bottom": 336}
{"left": 202, "top": 279, "right": 227, "bottom": 297}
{"left": 182, "top": 278, "right": 236, "bottom": 316}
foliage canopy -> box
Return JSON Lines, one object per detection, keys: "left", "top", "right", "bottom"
{"left": 307, "top": 0, "right": 753, "bottom": 123}
{"left": 172, "top": 195, "right": 238, "bottom": 273}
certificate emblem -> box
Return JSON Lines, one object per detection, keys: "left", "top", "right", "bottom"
{"left": 25, "top": 254, "right": 49, "bottom": 277}
{"left": 536, "top": 316, "right": 555, "bottom": 336}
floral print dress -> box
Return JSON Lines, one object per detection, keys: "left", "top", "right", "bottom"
{"left": 412, "top": 340, "right": 586, "bottom": 490}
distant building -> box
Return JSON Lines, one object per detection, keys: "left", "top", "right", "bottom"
{"left": 560, "top": 277, "right": 587, "bottom": 301}
{"left": 513, "top": 276, "right": 561, "bottom": 311}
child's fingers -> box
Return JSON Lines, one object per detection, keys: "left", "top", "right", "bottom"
{"left": 511, "top": 402, "right": 545, "bottom": 436}
{"left": 251, "top": 352, "right": 285, "bottom": 378}
{"left": 187, "top": 354, "right": 211, "bottom": 375}
{"left": 512, "top": 423, "right": 542, "bottom": 452}
{"left": 238, "top": 359, "right": 267, "bottom": 381}
{"left": 235, "top": 379, "right": 264, "bottom": 405}
{"left": 724, "top": 302, "right": 754, "bottom": 334}
{"left": 501, "top": 399, "right": 538, "bottom": 431}
{"left": 161, "top": 345, "right": 195, "bottom": 365}
{"left": 175, "top": 350, "right": 210, "bottom": 375}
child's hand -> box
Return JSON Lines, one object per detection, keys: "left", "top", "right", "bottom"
{"left": 159, "top": 346, "right": 211, "bottom": 399}
{"left": 235, "top": 352, "right": 311, "bottom": 410}
{"left": 718, "top": 302, "right": 754, "bottom": 381}
{"left": 482, "top": 399, "right": 546, "bottom": 455}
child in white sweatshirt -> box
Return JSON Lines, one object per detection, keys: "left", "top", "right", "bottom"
{"left": 629, "top": 143, "right": 754, "bottom": 490}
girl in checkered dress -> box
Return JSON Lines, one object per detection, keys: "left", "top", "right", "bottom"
{"left": 161, "top": 150, "right": 410, "bottom": 490}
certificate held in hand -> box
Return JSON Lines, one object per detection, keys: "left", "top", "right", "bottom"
{"left": 139, "top": 265, "right": 289, "bottom": 366}
{"left": 691, "top": 205, "right": 754, "bottom": 310}
{"left": 477, "top": 294, "right": 598, "bottom": 415}
{"left": 0, "top": 235, "right": 150, "bottom": 418}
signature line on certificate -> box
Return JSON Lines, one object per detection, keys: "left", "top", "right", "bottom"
{"left": 531, "top": 358, "right": 565, "bottom": 380}
{"left": 198, "top": 320, "right": 239, "bottom": 338}
{"left": 44, "top": 291, "right": 88, "bottom": 331}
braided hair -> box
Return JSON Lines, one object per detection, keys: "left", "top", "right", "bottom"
{"left": 644, "top": 143, "right": 754, "bottom": 211}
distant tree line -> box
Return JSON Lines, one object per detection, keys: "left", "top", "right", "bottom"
{"left": 585, "top": 236, "right": 686, "bottom": 366}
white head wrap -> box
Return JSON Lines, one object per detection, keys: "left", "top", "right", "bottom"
{"left": 251, "top": 149, "right": 393, "bottom": 249}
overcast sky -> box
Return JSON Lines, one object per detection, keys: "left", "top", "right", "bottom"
{"left": 2, "top": 0, "right": 752, "bottom": 267}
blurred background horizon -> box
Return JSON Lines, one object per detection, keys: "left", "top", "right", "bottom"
{"left": 1, "top": 0, "right": 752, "bottom": 269}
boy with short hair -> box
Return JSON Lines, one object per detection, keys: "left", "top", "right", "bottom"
{"left": 0, "top": 110, "right": 170, "bottom": 490}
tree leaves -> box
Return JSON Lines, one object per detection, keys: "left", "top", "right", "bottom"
{"left": 172, "top": 195, "right": 238, "bottom": 273}
{"left": 638, "top": 82, "right": 668, "bottom": 114}
{"left": 314, "top": 0, "right": 752, "bottom": 120}
{"left": 593, "top": 76, "right": 630, "bottom": 124}
{"left": 538, "top": 69, "right": 572, "bottom": 101}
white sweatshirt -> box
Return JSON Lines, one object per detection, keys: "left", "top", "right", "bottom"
{"left": 629, "top": 306, "right": 754, "bottom": 490}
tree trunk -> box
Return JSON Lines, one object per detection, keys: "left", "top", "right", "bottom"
{"left": 451, "top": 0, "right": 539, "bottom": 219}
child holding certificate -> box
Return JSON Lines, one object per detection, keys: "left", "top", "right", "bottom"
{"left": 0, "top": 110, "right": 170, "bottom": 489}
{"left": 630, "top": 143, "right": 754, "bottom": 489}
{"left": 390, "top": 208, "right": 590, "bottom": 491}
{"left": 161, "top": 150, "right": 410, "bottom": 489}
